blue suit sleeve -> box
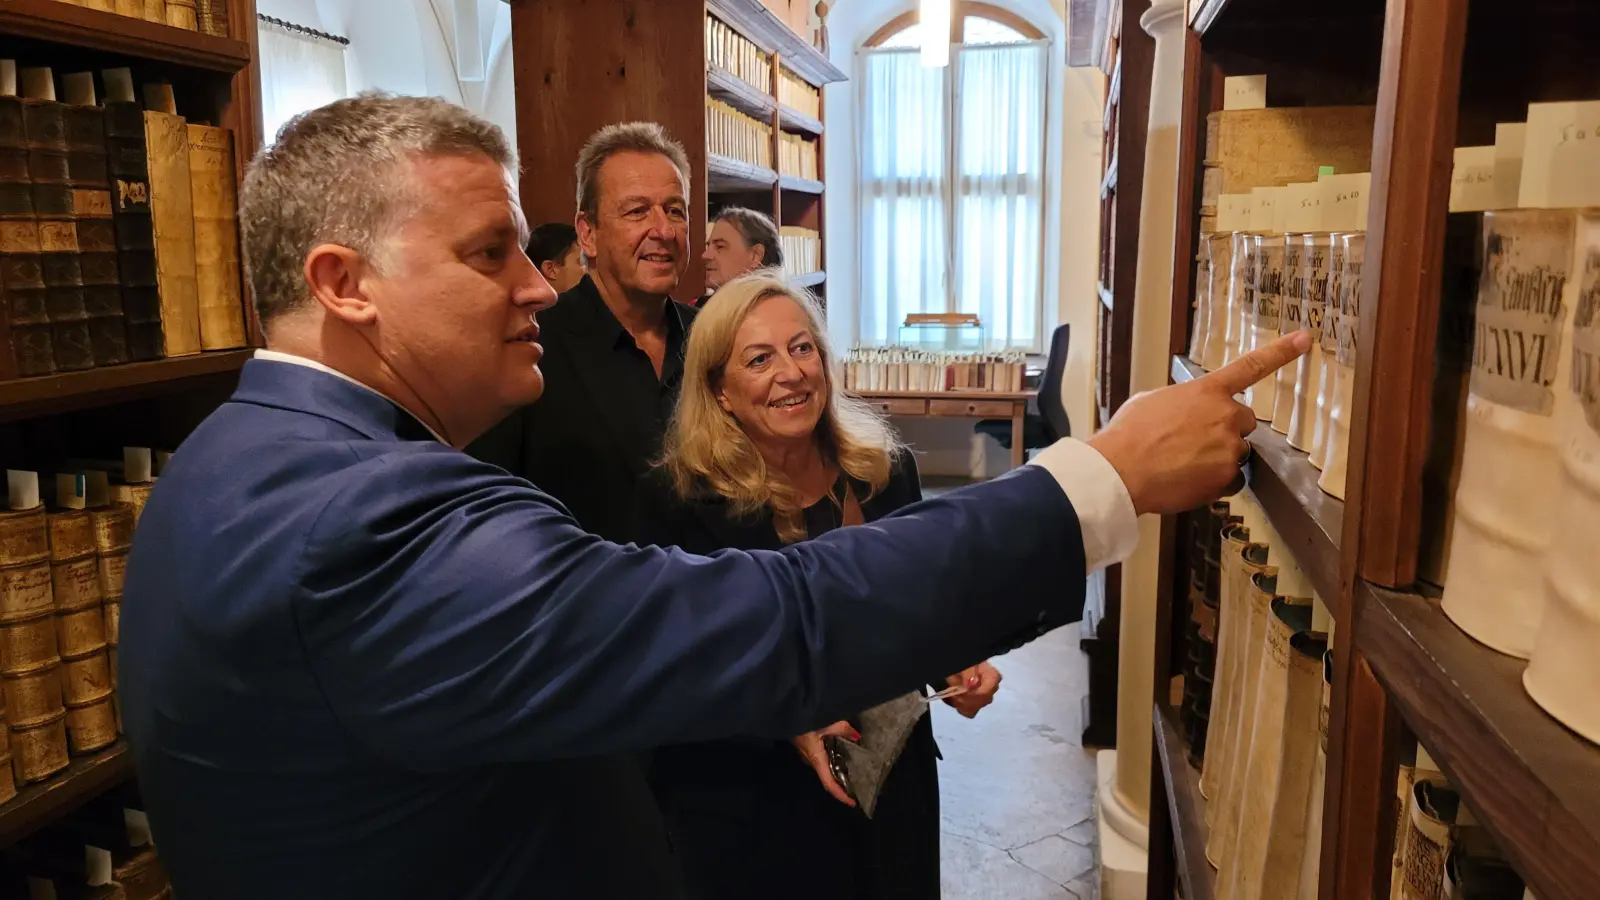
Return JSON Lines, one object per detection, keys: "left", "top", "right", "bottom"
{"left": 294, "top": 447, "right": 1086, "bottom": 770}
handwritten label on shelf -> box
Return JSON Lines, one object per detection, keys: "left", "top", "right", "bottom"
{"left": 1450, "top": 146, "right": 1497, "bottom": 213}
{"left": 1472, "top": 210, "right": 1576, "bottom": 415}
{"left": 1518, "top": 101, "right": 1600, "bottom": 208}
{"left": 1575, "top": 215, "right": 1600, "bottom": 439}
{"left": 1250, "top": 187, "right": 1278, "bottom": 233}
{"left": 1217, "top": 193, "right": 1253, "bottom": 232}
{"left": 1224, "top": 75, "right": 1268, "bottom": 111}
{"left": 1321, "top": 173, "right": 1371, "bottom": 233}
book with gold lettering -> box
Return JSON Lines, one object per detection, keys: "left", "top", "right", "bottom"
{"left": 141, "top": 83, "right": 202, "bottom": 358}
{"left": 62, "top": 73, "right": 128, "bottom": 369}
{"left": 187, "top": 124, "right": 245, "bottom": 350}
{"left": 20, "top": 67, "right": 94, "bottom": 373}
{"left": 0, "top": 60, "right": 51, "bottom": 379}
{"left": 102, "top": 69, "right": 163, "bottom": 363}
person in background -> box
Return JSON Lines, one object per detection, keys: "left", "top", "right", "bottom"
{"left": 701, "top": 206, "right": 783, "bottom": 306}
{"left": 468, "top": 121, "right": 696, "bottom": 545}
{"left": 637, "top": 272, "right": 994, "bottom": 899}
{"left": 527, "top": 222, "right": 585, "bottom": 293}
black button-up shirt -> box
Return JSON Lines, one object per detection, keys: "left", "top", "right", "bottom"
{"left": 468, "top": 275, "right": 696, "bottom": 545}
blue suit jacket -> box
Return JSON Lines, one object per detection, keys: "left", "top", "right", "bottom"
{"left": 120, "top": 359, "right": 1089, "bottom": 899}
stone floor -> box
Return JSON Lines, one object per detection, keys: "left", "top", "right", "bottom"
{"left": 931, "top": 623, "right": 1101, "bottom": 900}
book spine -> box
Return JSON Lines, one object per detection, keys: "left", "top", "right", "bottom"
{"left": 141, "top": 0, "right": 168, "bottom": 25}
{"left": 186, "top": 124, "right": 245, "bottom": 350}
{"left": 65, "top": 104, "right": 127, "bottom": 368}
{"left": 115, "top": 0, "right": 143, "bottom": 16}
{"left": 165, "top": 0, "right": 199, "bottom": 31}
{"left": 105, "top": 102, "right": 162, "bottom": 362}
{"left": 142, "top": 109, "right": 202, "bottom": 357}
{"left": 0, "top": 96, "right": 39, "bottom": 379}
{"left": 195, "top": 0, "right": 229, "bottom": 37}
{"left": 25, "top": 99, "right": 94, "bottom": 373}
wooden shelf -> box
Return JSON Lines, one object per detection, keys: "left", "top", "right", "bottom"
{"left": 778, "top": 105, "right": 824, "bottom": 136}
{"left": 790, "top": 270, "right": 826, "bottom": 288}
{"left": 778, "top": 174, "right": 824, "bottom": 194}
{"left": 707, "top": 154, "right": 778, "bottom": 192}
{"left": 0, "top": 350, "right": 253, "bottom": 423}
{"left": 707, "top": 66, "right": 776, "bottom": 121}
{"left": 1153, "top": 704, "right": 1216, "bottom": 900}
{"left": 0, "top": 0, "right": 251, "bottom": 72}
{"left": 1190, "top": 0, "right": 1385, "bottom": 36}
{"left": 0, "top": 741, "right": 134, "bottom": 847}
{"left": 707, "top": 0, "right": 846, "bottom": 87}
{"left": 1356, "top": 583, "right": 1600, "bottom": 900}
{"left": 1171, "top": 355, "right": 1343, "bottom": 606}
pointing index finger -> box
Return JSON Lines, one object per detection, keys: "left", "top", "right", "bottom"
{"left": 1206, "top": 331, "right": 1313, "bottom": 395}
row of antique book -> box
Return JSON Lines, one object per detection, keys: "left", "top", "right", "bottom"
{"left": 1178, "top": 489, "right": 1531, "bottom": 900}
{"left": 707, "top": 14, "right": 772, "bottom": 97}
{"left": 779, "top": 226, "right": 820, "bottom": 277}
{"left": 52, "top": 0, "right": 230, "bottom": 38}
{"left": 0, "top": 63, "right": 247, "bottom": 380}
{"left": 706, "top": 97, "right": 773, "bottom": 172}
{"left": 0, "top": 781, "right": 173, "bottom": 899}
{"left": 778, "top": 68, "right": 821, "bottom": 121}
{"left": 778, "top": 132, "right": 819, "bottom": 182}
{"left": 0, "top": 452, "right": 160, "bottom": 800}
{"left": 841, "top": 347, "right": 1028, "bottom": 394}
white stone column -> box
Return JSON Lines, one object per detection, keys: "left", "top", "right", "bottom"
{"left": 1095, "top": 0, "right": 1189, "bottom": 896}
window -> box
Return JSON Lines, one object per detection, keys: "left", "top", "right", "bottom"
{"left": 257, "top": 16, "right": 349, "bottom": 144}
{"left": 858, "top": 5, "right": 1048, "bottom": 351}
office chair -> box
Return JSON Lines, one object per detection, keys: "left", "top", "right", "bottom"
{"left": 975, "top": 323, "right": 1071, "bottom": 452}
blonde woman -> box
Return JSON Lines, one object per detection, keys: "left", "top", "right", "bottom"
{"left": 636, "top": 270, "right": 1000, "bottom": 899}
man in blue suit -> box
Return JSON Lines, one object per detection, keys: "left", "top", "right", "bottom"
{"left": 119, "top": 93, "right": 1305, "bottom": 899}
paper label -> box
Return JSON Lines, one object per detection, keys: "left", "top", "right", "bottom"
{"left": 125, "top": 808, "right": 154, "bottom": 846}
{"left": 1304, "top": 235, "right": 1331, "bottom": 342}
{"left": 1256, "top": 239, "right": 1285, "bottom": 330}
{"left": 1282, "top": 241, "right": 1305, "bottom": 334}
{"left": 1236, "top": 235, "right": 1260, "bottom": 318}
{"left": 1575, "top": 225, "right": 1600, "bottom": 439}
{"left": 1471, "top": 210, "right": 1574, "bottom": 415}
{"left": 1337, "top": 234, "right": 1365, "bottom": 367}
{"left": 86, "top": 846, "right": 112, "bottom": 886}
{"left": 1322, "top": 240, "right": 1345, "bottom": 355}
{"left": 1217, "top": 193, "right": 1253, "bottom": 232}
{"left": 0, "top": 221, "right": 40, "bottom": 254}
{"left": 1494, "top": 122, "right": 1527, "bottom": 211}
{"left": 1449, "top": 146, "right": 1497, "bottom": 212}
{"left": 1224, "top": 75, "right": 1268, "bottom": 110}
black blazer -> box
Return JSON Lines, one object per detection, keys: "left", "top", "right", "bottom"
{"left": 469, "top": 276, "right": 697, "bottom": 544}
{"left": 635, "top": 449, "right": 925, "bottom": 557}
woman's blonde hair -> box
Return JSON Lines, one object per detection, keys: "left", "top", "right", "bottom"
{"left": 661, "top": 269, "right": 901, "bottom": 542}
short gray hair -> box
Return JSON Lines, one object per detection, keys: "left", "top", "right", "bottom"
{"left": 713, "top": 207, "right": 783, "bottom": 268}
{"left": 574, "top": 122, "right": 691, "bottom": 221}
{"left": 240, "top": 92, "right": 517, "bottom": 328}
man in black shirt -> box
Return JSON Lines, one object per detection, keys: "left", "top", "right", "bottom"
{"left": 471, "top": 122, "right": 698, "bottom": 544}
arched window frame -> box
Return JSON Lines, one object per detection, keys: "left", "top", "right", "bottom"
{"left": 864, "top": 2, "right": 1045, "bottom": 49}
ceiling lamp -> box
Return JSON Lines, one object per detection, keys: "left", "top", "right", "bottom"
{"left": 921, "top": 0, "right": 951, "bottom": 68}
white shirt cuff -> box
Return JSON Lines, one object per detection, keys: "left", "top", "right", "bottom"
{"left": 1026, "top": 438, "right": 1140, "bottom": 572}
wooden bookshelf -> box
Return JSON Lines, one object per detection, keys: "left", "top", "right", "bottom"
{"left": 1356, "top": 584, "right": 1600, "bottom": 900}
{"left": 1153, "top": 705, "right": 1215, "bottom": 900}
{"left": 0, "top": 0, "right": 251, "bottom": 72}
{"left": 1141, "top": 0, "right": 1600, "bottom": 898}
{"left": 0, "top": 742, "right": 134, "bottom": 848}
{"left": 0, "top": 351, "right": 253, "bottom": 424}
{"left": 510, "top": 1, "right": 843, "bottom": 304}
{"left": 0, "top": 0, "right": 263, "bottom": 853}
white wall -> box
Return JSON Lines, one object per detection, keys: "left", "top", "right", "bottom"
{"left": 256, "top": 0, "right": 517, "bottom": 153}
{"left": 823, "top": 0, "right": 1104, "bottom": 476}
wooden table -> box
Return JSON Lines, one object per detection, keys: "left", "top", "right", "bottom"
{"left": 852, "top": 390, "right": 1038, "bottom": 469}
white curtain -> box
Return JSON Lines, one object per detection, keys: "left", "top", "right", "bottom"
{"left": 258, "top": 20, "right": 349, "bottom": 144}
{"left": 858, "top": 49, "right": 948, "bottom": 348}
{"left": 857, "top": 40, "right": 1048, "bottom": 351}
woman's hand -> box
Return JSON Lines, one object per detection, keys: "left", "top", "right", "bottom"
{"left": 792, "top": 721, "right": 860, "bottom": 807}
{"left": 943, "top": 661, "right": 1002, "bottom": 718}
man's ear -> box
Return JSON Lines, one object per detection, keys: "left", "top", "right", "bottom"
{"left": 539, "top": 259, "right": 561, "bottom": 283}
{"left": 304, "top": 243, "right": 377, "bottom": 326}
{"left": 576, "top": 213, "right": 599, "bottom": 264}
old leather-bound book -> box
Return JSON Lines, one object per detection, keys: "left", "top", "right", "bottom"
{"left": 20, "top": 68, "right": 93, "bottom": 373}
{"left": 62, "top": 73, "right": 127, "bottom": 369}
{"left": 141, "top": 0, "right": 169, "bottom": 25}
{"left": 187, "top": 124, "right": 245, "bottom": 349}
{"left": 0, "top": 69, "right": 52, "bottom": 379}
{"left": 1207, "top": 543, "right": 1274, "bottom": 870}
{"left": 140, "top": 82, "right": 201, "bottom": 358}
{"left": 196, "top": 0, "right": 231, "bottom": 37}
{"left": 101, "top": 69, "right": 162, "bottom": 363}
{"left": 164, "top": 0, "right": 199, "bottom": 31}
